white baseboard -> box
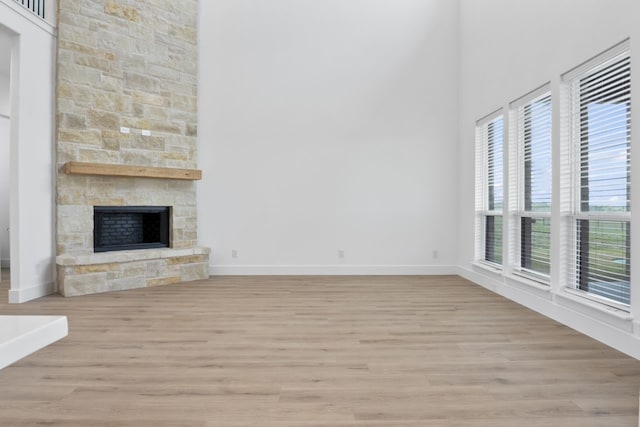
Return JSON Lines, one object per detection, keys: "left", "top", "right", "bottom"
{"left": 456, "top": 266, "right": 640, "bottom": 360}
{"left": 210, "top": 264, "right": 457, "bottom": 276}
{"left": 8, "top": 281, "right": 56, "bottom": 304}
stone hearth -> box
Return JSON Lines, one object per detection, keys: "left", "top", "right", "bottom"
{"left": 57, "top": 247, "right": 209, "bottom": 297}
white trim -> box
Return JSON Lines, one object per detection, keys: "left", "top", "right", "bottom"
{"left": 513, "top": 211, "right": 552, "bottom": 219}
{"left": 630, "top": 7, "right": 640, "bottom": 324}
{"left": 472, "top": 259, "right": 503, "bottom": 272}
{"left": 561, "top": 286, "right": 630, "bottom": 313}
{"left": 561, "top": 38, "right": 630, "bottom": 81}
{"left": 509, "top": 82, "right": 551, "bottom": 109}
{"left": 8, "top": 281, "right": 55, "bottom": 303}
{"left": 477, "top": 210, "right": 504, "bottom": 216}
{"left": 504, "top": 274, "right": 552, "bottom": 301}
{"left": 210, "top": 264, "right": 457, "bottom": 276}
{"left": 457, "top": 266, "right": 640, "bottom": 360}
{"left": 571, "top": 212, "right": 631, "bottom": 221}
{"left": 0, "top": 0, "right": 56, "bottom": 35}
{"left": 476, "top": 108, "right": 503, "bottom": 127}
{"left": 573, "top": 295, "right": 630, "bottom": 331}
{"left": 508, "top": 270, "right": 551, "bottom": 288}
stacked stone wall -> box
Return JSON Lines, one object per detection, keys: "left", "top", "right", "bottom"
{"left": 55, "top": 0, "right": 208, "bottom": 296}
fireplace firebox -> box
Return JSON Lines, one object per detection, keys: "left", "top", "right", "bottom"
{"left": 93, "top": 206, "right": 170, "bottom": 253}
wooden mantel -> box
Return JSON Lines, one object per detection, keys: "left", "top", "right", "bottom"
{"left": 63, "top": 162, "right": 202, "bottom": 181}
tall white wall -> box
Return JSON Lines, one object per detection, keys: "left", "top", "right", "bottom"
{"left": 0, "top": 71, "right": 9, "bottom": 269}
{"left": 0, "top": 1, "right": 56, "bottom": 302}
{"left": 0, "top": 74, "right": 8, "bottom": 116}
{"left": 0, "top": 116, "right": 8, "bottom": 269}
{"left": 199, "top": 0, "right": 460, "bottom": 274}
{"left": 456, "top": 0, "right": 639, "bottom": 357}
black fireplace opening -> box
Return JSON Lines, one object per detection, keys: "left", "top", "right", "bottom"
{"left": 94, "top": 206, "right": 171, "bottom": 253}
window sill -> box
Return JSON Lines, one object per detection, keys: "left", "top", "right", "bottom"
{"left": 468, "top": 261, "right": 632, "bottom": 331}
{"left": 558, "top": 288, "right": 631, "bottom": 317}
{"left": 555, "top": 288, "right": 632, "bottom": 330}
{"left": 472, "top": 260, "right": 502, "bottom": 274}
{"left": 505, "top": 271, "right": 551, "bottom": 292}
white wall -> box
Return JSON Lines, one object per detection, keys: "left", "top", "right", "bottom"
{"left": 0, "top": 70, "right": 9, "bottom": 269}
{"left": 0, "top": 2, "right": 56, "bottom": 302}
{"left": 0, "top": 74, "right": 8, "bottom": 116}
{"left": 199, "top": 0, "right": 460, "bottom": 274}
{"left": 456, "top": 0, "right": 640, "bottom": 357}
{"left": 0, "top": 116, "right": 9, "bottom": 269}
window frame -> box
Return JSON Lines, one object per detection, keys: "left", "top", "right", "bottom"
{"left": 475, "top": 111, "right": 505, "bottom": 268}
{"left": 562, "top": 40, "right": 631, "bottom": 310}
{"left": 508, "top": 86, "right": 552, "bottom": 283}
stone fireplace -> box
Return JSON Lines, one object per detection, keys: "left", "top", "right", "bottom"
{"left": 55, "top": 0, "right": 209, "bottom": 297}
{"left": 56, "top": 169, "right": 210, "bottom": 297}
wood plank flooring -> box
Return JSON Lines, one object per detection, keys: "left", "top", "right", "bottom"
{"left": 0, "top": 275, "right": 638, "bottom": 426}
{"left": 0, "top": 267, "right": 9, "bottom": 287}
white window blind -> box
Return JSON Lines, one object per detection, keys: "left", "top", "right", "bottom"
{"left": 564, "top": 41, "right": 631, "bottom": 306}
{"left": 509, "top": 89, "right": 552, "bottom": 279}
{"left": 476, "top": 113, "right": 504, "bottom": 266}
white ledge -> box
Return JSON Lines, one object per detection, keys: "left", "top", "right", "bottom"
{"left": 0, "top": 0, "right": 56, "bottom": 35}
{"left": 56, "top": 247, "right": 210, "bottom": 266}
{"left": 555, "top": 289, "right": 632, "bottom": 324}
{"left": 505, "top": 272, "right": 551, "bottom": 291}
{"left": 471, "top": 261, "right": 503, "bottom": 275}
{"left": 0, "top": 316, "right": 68, "bottom": 370}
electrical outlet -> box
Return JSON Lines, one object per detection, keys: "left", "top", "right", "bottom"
{"left": 432, "top": 250, "right": 439, "bottom": 259}
{"left": 232, "top": 249, "right": 238, "bottom": 259}
{"left": 338, "top": 250, "right": 345, "bottom": 259}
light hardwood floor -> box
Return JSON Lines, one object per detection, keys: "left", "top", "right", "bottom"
{"left": 0, "top": 267, "right": 9, "bottom": 288}
{"left": 0, "top": 275, "right": 638, "bottom": 426}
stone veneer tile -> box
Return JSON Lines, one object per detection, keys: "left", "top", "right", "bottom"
{"left": 109, "top": 276, "right": 149, "bottom": 292}
{"left": 180, "top": 263, "right": 210, "bottom": 282}
{"left": 146, "top": 276, "right": 181, "bottom": 287}
{"left": 73, "top": 263, "right": 120, "bottom": 274}
{"left": 57, "top": 247, "right": 210, "bottom": 266}
{"left": 60, "top": 272, "right": 108, "bottom": 297}
{"left": 56, "top": 0, "right": 207, "bottom": 296}
{"left": 121, "top": 262, "right": 147, "bottom": 278}
{"left": 59, "top": 255, "right": 209, "bottom": 297}
{"left": 56, "top": 0, "right": 199, "bottom": 253}
{"left": 166, "top": 254, "right": 208, "bottom": 266}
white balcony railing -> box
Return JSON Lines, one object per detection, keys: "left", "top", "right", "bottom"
{"left": 15, "top": 0, "right": 45, "bottom": 19}
{"left": 10, "top": 0, "right": 56, "bottom": 26}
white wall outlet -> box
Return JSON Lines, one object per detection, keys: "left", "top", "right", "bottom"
{"left": 120, "top": 127, "right": 130, "bottom": 134}
{"left": 432, "top": 250, "right": 439, "bottom": 259}
{"left": 232, "top": 249, "right": 238, "bottom": 259}
{"left": 338, "top": 250, "right": 345, "bottom": 259}
{"left": 141, "top": 129, "right": 151, "bottom": 136}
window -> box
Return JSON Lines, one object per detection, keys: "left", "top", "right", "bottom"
{"left": 476, "top": 113, "right": 504, "bottom": 266}
{"left": 563, "top": 41, "right": 631, "bottom": 306}
{"left": 509, "top": 88, "right": 552, "bottom": 279}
